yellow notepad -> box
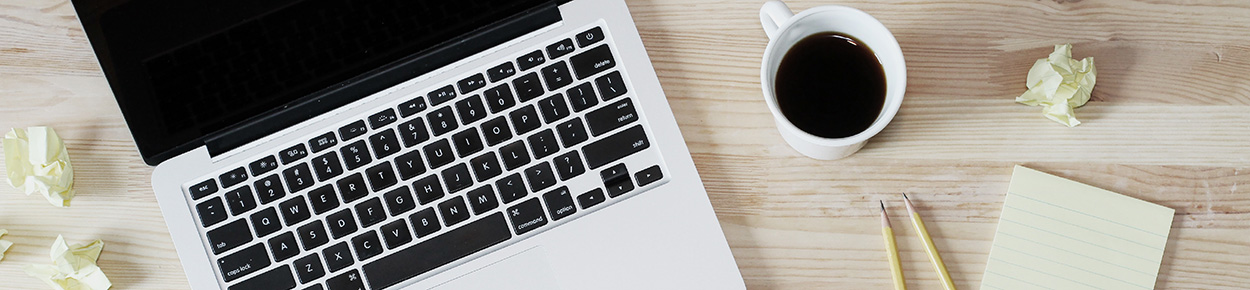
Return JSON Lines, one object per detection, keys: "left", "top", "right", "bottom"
{"left": 981, "top": 166, "right": 1174, "bottom": 290}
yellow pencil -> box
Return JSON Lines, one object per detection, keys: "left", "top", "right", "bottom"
{"left": 881, "top": 201, "right": 906, "bottom": 290}
{"left": 902, "top": 193, "right": 957, "bottom": 290}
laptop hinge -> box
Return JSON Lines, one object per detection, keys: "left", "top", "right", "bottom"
{"left": 203, "top": 1, "right": 562, "bottom": 159}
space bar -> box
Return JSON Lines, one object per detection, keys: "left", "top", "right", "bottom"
{"left": 363, "top": 212, "right": 511, "bottom": 289}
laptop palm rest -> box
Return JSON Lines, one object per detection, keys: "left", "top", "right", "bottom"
{"left": 429, "top": 246, "right": 562, "bottom": 290}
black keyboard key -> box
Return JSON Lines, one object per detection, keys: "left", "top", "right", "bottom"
{"left": 427, "top": 106, "right": 459, "bottom": 136}
{"left": 309, "top": 132, "right": 338, "bottom": 153}
{"left": 352, "top": 230, "right": 384, "bottom": 260}
{"left": 513, "top": 72, "right": 544, "bottom": 102}
{"left": 547, "top": 38, "right": 576, "bottom": 59}
{"left": 395, "top": 151, "right": 425, "bottom": 180}
{"left": 297, "top": 220, "right": 330, "bottom": 250}
{"left": 509, "top": 105, "right": 542, "bottom": 134}
{"left": 517, "top": 50, "right": 546, "bottom": 71}
{"left": 452, "top": 128, "right": 484, "bottom": 158}
{"left": 603, "top": 164, "right": 634, "bottom": 198}
{"left": 312, "top": 152, "right": 344, "bottom": 182}
{"left": 578, "top": 188, "right": 606, "bottom": 209}
{"left": 583, "top": 125, "right": 650, "bottom": 169}
{"left": 327, "top": 209, "right": 358, "bottom": 239}
{"left": 596, "top": 71, "right": 628, "bottom": 101}
{"left": 225, "top": 186, "right": 257, "bottom": 216}
{"left": 283, "top": 163, "right": 314, "bottom": 193}
{"left": 190, "top": 179, "right": 218, "bottom": 200}
{"left": 423, "top": 139, "right": 455, "bottom": 169}
{"left": 322, "top": 242, "right": 354, "bottom": 272}
{"left": 470, "top": 152, "right": 503, "bottom": 181}
{"left": 293, "top": 254, "right": 326, "bottom": 284}
{"left": 369, "top": 129, "right": 401, "bottom": 159}
{"left": 483, "top": 84, "right": 516, "bottom": 114}
{"left": 379, "top": 219, "right": 413, "bottom": 249}
{"left": 397, "top": 96, "right": 428, "bottom": 117}
{"left": 397, "top": 118, "right": 430, "bottom": 148}
{"left": 197, "top": 197, "right": 229, "bottom": 227}
{"left": 487, "top": 62, "right": 517, "bottom": 82}
{"left": 355, "top": 197, "right": 387, "bottom": 227}
{"left": 340, "top": 140, "right": 372, "bottom": 170}
{"left": 207, "top": 219, "right": 252, "bottom": 254}
{"left": 338, "top": 172, "right": 369, "bottom": 202}
{"left": 383, "top": 186, "right": 417, "bottom": 216}
{"left": 543, "top": 186, "right": 577, "bottom": 221}
{"left": 269, "top": 232, "right": 300, "bottom": 262}
{"left": 369, "top": 109, "right": 399, "bottom": 129}
{"left": 538, "top": 94, "right": 570, "bottom": 123}
{"left": 362, "top": 213, "right": 511, "bottom": 290}
{"left": 326, "top": 270, "right": 364, "bottom": 290}
{"left": 218, "top": 244, "right": 270, "bottom": 282}
{"left": 438, "top": 195, "right": 471, "bottom": 226}
{"left": 576, "top": 27, "right": 605, "bottom": 47}
{"left": 304, "top": 284, "right": 323, "bottom": 290}
{"left": 553, "top": 151, "right": 586, "bottom": 181}
{"left": 566, "top": 82, "right": 598, "bottom": 112}
{"left": 228, "top": 265, "right": 295, "bottom": 290}
{"left": 499, "top": 141, "right": 531, "bottom": 171}
{"left": 570, "top": 45, "right": 616, "bottom": 79}
{"left": 249, "top": 156, "right": 280, "bottom": 177}
{"left": 428, "top": 85, "right": 457, "bottom": 106}
{"left": 455, "top": 95, "right": 488, "bottom": 125}
{"left": 338, "top": 120, "right": 368, "bottom": 141}
{"left": 586, "top": 98, "right": 638, "bottom": 136}
{"left": 557, "top": 118, "right": 589, "bottom": 147}
{"left": 250, "top": 207, "right": 282, "bottom": 237}
{"left": 480, "top": 116, "right": 512, "bottom": 146}
{"left": 635, "top": 165, "right": 663, "bottom": 187}
{"left": 467, "top": 186, "right": 499, "bottom": 215}
{"left": 308, "top": 185, "right": 340, "bottom": 215}
{"left": 528, "top": 129, "right": 559, "bottom": 159}
{"left": 496, "top": 173, "right": 527, "bottom": 204}
{"left": 280, "top": 144, "right": 309, "bottom": 165}
{"left": 412, "top": 175, "right": 445, "bottom": 205}
{"left": 524, "top": 162, "right": 557, "bottom": 192}
{"left": 409, "top": 207, "right": 441, "bottom": 238}
{"left": 507, "top": 198, "right": 547, "bottom": 235}
{"left": 255, "top": 174, "right": 285, "bottom": 204}
{"left": 541, "top": 61, "right": 574, "bottom": 91}
{"left": 366, "top": 162, "right": 397, "bottom": 192}
{"left": 220, "top": 167, "right": 249, "bottom": 188}
{"left": 457, "top": 73, "right": 487, "bottom": 94}
{"left": 280, "top": 195, "right": 312, "bottom": 226}
{"left": 441, "top": 163, "right": 473, "bottom": 193}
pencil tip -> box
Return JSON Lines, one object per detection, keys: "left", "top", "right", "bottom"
{"left": 880, "top": 200, "right": 885, "bottom": 211}
{"left": 901, "top": 193, "right": 909, "bottom": 200}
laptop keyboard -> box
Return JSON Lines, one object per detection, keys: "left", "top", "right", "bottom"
{"left": 184, "top": 24, "right": 669, "bottom": 290}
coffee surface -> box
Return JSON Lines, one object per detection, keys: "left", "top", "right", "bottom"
{"left": 775, "top": 32, "right": 886, "bottom": 139}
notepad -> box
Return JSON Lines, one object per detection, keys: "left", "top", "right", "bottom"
{"left": 981, "top": 166, "right": 1175, "bottom": 290}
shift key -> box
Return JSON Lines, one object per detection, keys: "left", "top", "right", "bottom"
{"left": 582, "top": 125, "right": 650, "bottom": 169}
{"left": 585, "top": 98, "right": 637, "bottom": 136}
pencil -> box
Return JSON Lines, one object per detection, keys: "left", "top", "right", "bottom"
{"left": 902, "top": 193, "right": 957, "bottom": 290}
{"left": 881, "top": 201, "right": 906, "bottom": 290}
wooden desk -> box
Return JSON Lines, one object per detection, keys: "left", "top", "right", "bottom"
{"left": 2, "top": 0, "right": 1247, "bottom": 289}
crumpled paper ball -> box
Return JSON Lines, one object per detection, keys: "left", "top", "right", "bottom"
{"left": 4, "top": 126, "right": 75, "bottom": 207}
{"left": 24, "top": 235, "right": 112, "bottom": 290}
{"left": 1015, "top": 43, "right": 1097, "bottom": 127}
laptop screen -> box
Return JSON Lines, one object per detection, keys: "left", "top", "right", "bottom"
{"left": 72, "top": 0, "right": 550, "bottom": 164}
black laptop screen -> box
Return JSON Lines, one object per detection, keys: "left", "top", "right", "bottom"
{"left": 72, "top": 0, "right": 549, "bottom": 164}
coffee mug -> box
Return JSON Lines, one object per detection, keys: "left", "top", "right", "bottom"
{"left": 759, "top": 1, "right": 906, "bottom": 160}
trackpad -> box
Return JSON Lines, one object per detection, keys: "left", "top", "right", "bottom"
{"left": 431, "top": 246, "right": 562, "bottom": 290}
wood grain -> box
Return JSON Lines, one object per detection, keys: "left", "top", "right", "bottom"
{"left": 2, "top": 0, "right": 1248, "bottom": 289}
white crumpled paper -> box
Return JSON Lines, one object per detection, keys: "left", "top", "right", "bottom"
{"left": 0, "top": 229, "right": 12, "bottom": 261}
{"left": 4, "top": 127, "right": 75, "bottom": 207}
{"left": 24, "top": 235, "right": 112, "bottom": 290}
{"left": 1015, "top": 44, "right": 1097, "bottom": 127}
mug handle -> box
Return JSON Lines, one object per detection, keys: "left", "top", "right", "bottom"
{"left": 759, "top": 1, "right": 794, "bottom": 40}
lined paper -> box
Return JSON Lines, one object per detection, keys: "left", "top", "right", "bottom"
{"left": 981, "top": 166, "right": 1174, "bottom": 290}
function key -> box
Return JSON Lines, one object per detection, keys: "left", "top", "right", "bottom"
{"left": 428, "top": 85, "right": 457, "bottom": 106}
{"left": 308, "top": 132, "right": 338, "bottom": 153}
{"left": 280, "top": 144, "right": 309, "bottom": 164}
{"left": 189, "top": 179, "right": 218, "bottom": 200}
{"left": 339, "top": 120, "right": 369, "bottom": 141}
{"left": 369, "top": 108, "right": 399, "bottom": 129}
{"left": 219, "top": 167, "right": 249, "bottom": 188}
{"left": 487, "top": 62, "right": 517, "bottom": 82}
{"left": 457, "top": 73, "right": 488, "bottom": 94}
{"left": 546, "top": 38, "right": 576, "bottom": 59}
{"left": 576, "top": 27, "right": 605, "bottom": 47}
{"left": 397, "top": 96, "right": 428, "bottom": 117}
{"left": 635, "top": 165, "right": 663, "bottom": 187}
{"left": 517, "top": 50, "right": 546, "bottom": 71}
{"left": 249, "top": 155, "right": 280, "bottom": 176}
{"left": 569, "top": 45, "right": 616, "bottom": 79}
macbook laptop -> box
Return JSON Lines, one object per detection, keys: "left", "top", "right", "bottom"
{"left": 70, "top": 0, "right": 744, "bottom": 289}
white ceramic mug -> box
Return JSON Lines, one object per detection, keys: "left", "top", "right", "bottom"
{"left": 759, "top": 1, "right": 906, "bottom": 160}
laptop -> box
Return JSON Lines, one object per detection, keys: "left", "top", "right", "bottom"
{"left": 70, "top": 0, "right": 745, "bottom": 289}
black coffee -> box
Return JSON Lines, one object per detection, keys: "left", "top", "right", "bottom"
{"left": 774, "top": 32, "right": 886, "bottom": 138}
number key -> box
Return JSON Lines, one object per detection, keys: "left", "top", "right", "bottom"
{"left": 397, "top": 118, "right": 429, "bottom": 147}
{"left": 369, "top": 129, "right": 401, "bottom": 159}
{"left": 254, "top": 174, "right": 286, "bottom": 204}
{"left": 427, "top": 106, "right": 459, "bottom": 136}
{"left": 282, "top": 163, "right": 314, "bottom": 193}
{"left": 340, "top": 140, "right": 372, "bottom": 170}
{"left": 312, "top": 152, "right": 344, "bottom": 182}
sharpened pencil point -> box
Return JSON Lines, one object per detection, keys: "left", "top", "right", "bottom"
{"left": 880, "top": 200, "right": 886, "bottom": 211}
